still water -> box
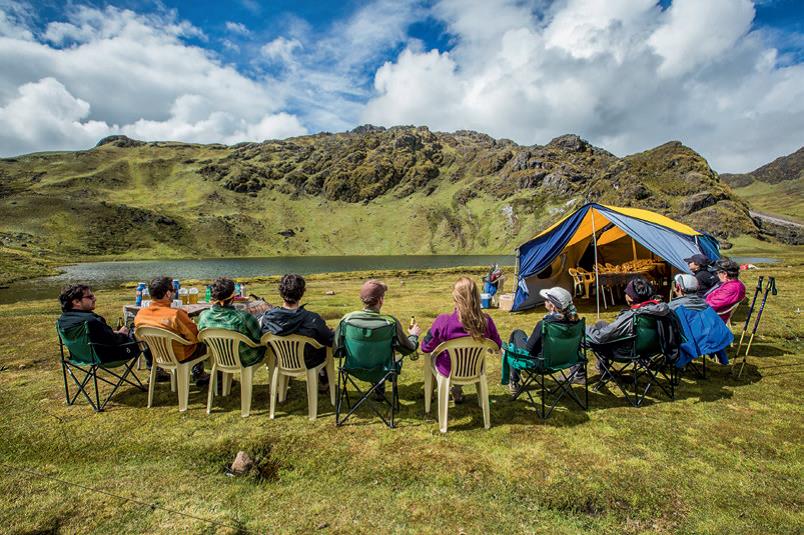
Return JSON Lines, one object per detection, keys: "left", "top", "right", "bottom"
{"left": 1, "top": 255, "right": 516, "bottom": 305}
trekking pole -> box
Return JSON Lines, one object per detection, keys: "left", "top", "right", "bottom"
{"left": 738, "top": 276, "right": 777, "bottom": 379}
{"left": 736, "top": 276, "right": 764, "bottom": 356}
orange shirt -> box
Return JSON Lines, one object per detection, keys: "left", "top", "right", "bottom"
{"left": 134, "top": 301, "right": 199, "bottom": 361}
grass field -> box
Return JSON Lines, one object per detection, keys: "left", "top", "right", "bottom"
{"left": 1, "top": 247, "right": 802, "bottom": 534}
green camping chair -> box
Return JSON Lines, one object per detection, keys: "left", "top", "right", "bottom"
{"left": 504, "top": 319, "right": 588, "bottom": 419}
{"left": 334, "top": 318, "right": 402, "bottom": 428}
{"left": 57, "top": 321, "right": 145, "bottom": 412}
{"left": 591, "top": 314, "right": 675, "bottom": 407}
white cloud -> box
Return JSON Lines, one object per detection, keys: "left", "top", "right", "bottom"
{"left": 361, "top": 0, "right": 804, "bottom": 172}
{"left": 0, "top": 5, "right": 306, "bottom": 156}
{"left": 260, "top": 36, "right": 302, "bottom": 64}
{"left": 225, "top": 21, "right": 250, "bottom": 35}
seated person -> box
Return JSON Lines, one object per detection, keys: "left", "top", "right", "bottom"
{"left": 421, "top": 277, "right": 502, "bottom": 403}
{"left": 134, "top": 276, "right": 208, "bottom": 386}
{"left": 669, "top": 274, "right": 733, "bottom": 365}
{"left": 504, "top": 287, "right": 580, "bottom": 393}
{"left": 586, "top": 276, "right": 672, "bottom": 365}
{"left": 335, "top": 279, "right": 421, "bottom": 396}
{"left": 259, "top": 274, "right": 333, "bottom": 387}
{"left": 705, "top": 258, "right": 746, "bottom": 322}
{"left": 198, "top": 277, "right": 265, "bottom": 367}
{"left": 684, "top": 254, "right": 717, "bottom": 296}
{"left": 58, "top": 284, "right": 142, "bottom": 363}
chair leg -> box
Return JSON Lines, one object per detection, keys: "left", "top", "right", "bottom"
{"left": 306, "top": 369, "right": 318, "bottom": 421}
{"left": 325, "top": 355, "right": 336, "bottom": 407}
{"left": 436, "top": 374, "right": 451, "bottom": 433}
{"left": 170, "top": 369, "right": 177, "bottom": 393}
{"left": 148, "top": 364, "right": 157, "bottom": 408}
{"left": 241, "top": 366, "right": 253, "bottom": 418}
{"left": 423, "top": 355, "right": 433, "bottom": 414}
{"left": 279, "top": 374, "right": 290, "bottom": 403}
{"left": 206, "top": 364, "right": 217, "bottom": 414}
{"left": 269, "top": 369, "right": 280, "bottom": 419}
{"left": 222, "top": 372, "right": 233, "bottom": 397}
{"left": 177, "top": 363, "right": 190, "bottom": 412}
{"left": 479, "top": 375, "right": 490, "bottom": 429}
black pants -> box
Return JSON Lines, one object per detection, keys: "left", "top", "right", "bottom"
{"left": 508, "top": 330, "right": 530, "bottom": 384}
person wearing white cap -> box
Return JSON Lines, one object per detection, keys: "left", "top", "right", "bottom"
{"left": 505, "top": 286, "right": 581, "bottom": 395}
{"left": 669, "top": 274, "right": 704, "bottom": 311}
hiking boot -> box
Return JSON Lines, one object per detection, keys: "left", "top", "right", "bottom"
{"left": 508, "top": 380, "right": 521, "bottom": 399}
{"left": 451, "top": 385, "right": 464, "bottom": 404}
{"left": 192, "top": 371, "right": 210, "bottom": 388}
{"left": 151, "top": 368, "right": 171, "bottom": 383}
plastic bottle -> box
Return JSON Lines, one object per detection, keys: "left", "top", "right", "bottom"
{"left": 240, "top": 283, "right": 247, "bottom": 297}
{"left": 235, "top": 282, "right": 241, "bottom": 297}
{"left": 135, "top": 282, "right": 145, "bottom": 306}
{"left": 205, "top": 285, "right": 211, "bottom": 303}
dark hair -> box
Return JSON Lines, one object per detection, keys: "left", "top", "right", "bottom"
{"left": 714, "top": 258, "right": 740, "bottom": 279}
{"left": 211, "top": 277, "right": 236, "bottom": 303}
{"left": 149, "top": 276, "right": 174, "bottom": 299}
{"left": 626, "top": 276, "right": 655, "bottom": 303}
{"left": 279, "top": 273, "right": 305, "bottom": 304}
{"left": 59, "top": 284, "right": 91, "bottom": 312}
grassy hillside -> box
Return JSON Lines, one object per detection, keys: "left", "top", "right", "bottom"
{"left": 0, "top": 127, "right": 772, "bottom": 284}
{"left": 1, "top": 243, "right": 802, "bottom": 533}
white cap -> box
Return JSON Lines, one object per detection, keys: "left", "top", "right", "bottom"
{"left": 539, "top": 287, "right": 573, "bottom": 310}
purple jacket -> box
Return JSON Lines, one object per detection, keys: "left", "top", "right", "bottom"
{"left": 706, "top": 279, "right": 746, "bottom": 321}
{"left": 421, "top": 309, "right": 502, "bottom": 376}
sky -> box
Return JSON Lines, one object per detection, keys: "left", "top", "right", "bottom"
{"left": 0, "top": 0, "right": 802, "bottom": 172}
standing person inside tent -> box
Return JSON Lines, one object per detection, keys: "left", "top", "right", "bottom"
{"left": 504, "top": 287, "right": 582, "bottom": 394}
{"left": 684, "top": 254, "right": 717, "bottom": 296}
{"left": 706, "top": 258, "right": 746, "bottom": 322}
{"left": 421, "top": 277, "right": 502, "bottom": 403}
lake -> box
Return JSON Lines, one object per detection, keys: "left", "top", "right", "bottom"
{"left": 0, "top": 255, "right": 516, "bottom": 305}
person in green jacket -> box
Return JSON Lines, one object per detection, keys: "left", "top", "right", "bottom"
{"left": 197, "top": 277, "right": 265, "bottom": 367}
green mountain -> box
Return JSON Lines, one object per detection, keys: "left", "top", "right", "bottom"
{"left": 0, "top": 126, "right": 765, "bottom": 276}
{"left": 720, "top": 146, "right": 804, "bottom": 224}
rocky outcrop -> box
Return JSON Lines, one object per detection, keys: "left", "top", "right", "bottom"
{"left": 95, "top": 135, "right": 146, "bottom": 148}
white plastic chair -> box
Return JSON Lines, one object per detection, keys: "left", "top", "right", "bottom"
{"left": 261, "top": 333, "right": 335, "bottom": 421}
{"left": 135, "top": 326, "right": 208, "bottom": 412}
{"left": 198, "top": 328, "right": 266, "bottom": 417}
{"left": 423, "top": 337, "right": 500, "bottom": 433}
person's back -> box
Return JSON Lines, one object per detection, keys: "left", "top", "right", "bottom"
{"left": 134, "top": 277, "right": 199, "bottom": 361}
{"left": 259, "top": 274, "right": 333, "bottom": 369}
{"left": 198, "top": 277, "right": 265, "bottom": 367}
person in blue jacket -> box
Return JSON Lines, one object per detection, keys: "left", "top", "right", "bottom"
{"left": 669, "top": 274, "right": 733, "bottom": 366}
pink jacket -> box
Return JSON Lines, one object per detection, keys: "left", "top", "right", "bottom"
{"left": 706, "top": 279, "right": 746, "bottom": 321}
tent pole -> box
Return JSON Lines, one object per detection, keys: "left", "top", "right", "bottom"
{"left": 591, "top": 209, "right": 600, "bottom": 319}
{"left": 631, "top": 237, "right": 638, "bottom": 262}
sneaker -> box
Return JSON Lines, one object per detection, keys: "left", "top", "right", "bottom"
{"left": 318, "top": 379, "right": 330, "bottom": 394}
{"left": 508, "top": 381, "right": 521, "bottom": 398}
{"left": 451, "top": 385, "right": 464, "bottom": 404}
{"left": 154, "top": 368, "right": 172, "bottom": 383}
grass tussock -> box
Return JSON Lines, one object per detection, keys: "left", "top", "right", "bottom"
{"left": 1, "top": 244, "right": 802, "bottom": 533}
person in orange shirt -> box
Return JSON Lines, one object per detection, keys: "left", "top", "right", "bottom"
{"left": 134, "top": 276, "right": 209, "bottom": 386}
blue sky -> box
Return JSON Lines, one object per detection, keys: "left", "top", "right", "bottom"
{"left": 1, "top": 0, "right": 803, "bottom": 171}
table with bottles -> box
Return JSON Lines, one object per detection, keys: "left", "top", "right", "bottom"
{"left": 122, "top": 298, "right": 272, "bottom": 327}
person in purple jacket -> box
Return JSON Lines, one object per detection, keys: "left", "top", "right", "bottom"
{"left": 421, "top": 276, "right": 502, "bottom": 404}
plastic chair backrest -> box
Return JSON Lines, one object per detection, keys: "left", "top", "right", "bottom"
{"left": 199, "top": 328, "right": 254, "bottom": 370}
{"left": 633, "top": 314, "right": 662, "bottom": 357}
{"left": 135, "top": 326, "right": 188, "bottom": 367}
{"left": 262, "top": 333, "right": 321, "bottom": 372}
{"left": 431, "top": 336, "right": 499, "bottom": 381}
{"left": 541, "top": 318, "right": 585, "bottom": 370}
{"left": 56, "top": 321, "right": 100, "bottom": 365}
{"left": 720, "top": 301, "right": 740, "bottom": 326}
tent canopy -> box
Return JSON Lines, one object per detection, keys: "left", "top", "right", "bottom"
{"left": 512, "top": 203, "right": 720, "bottom": 311}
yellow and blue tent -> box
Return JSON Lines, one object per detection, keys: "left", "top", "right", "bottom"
{"left": 512, "top": 203, "right": 720, "bottom": 311}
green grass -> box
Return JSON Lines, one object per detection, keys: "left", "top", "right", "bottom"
{"left": 730, "top": 179, "right": 804, "bottom": 224}
{"left": 1, "top": 246, "right": 803, "bottom": 534}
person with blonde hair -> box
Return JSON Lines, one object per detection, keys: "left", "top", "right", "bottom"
{"left": 421, "top": 277, "right": 502, "bottom": 403}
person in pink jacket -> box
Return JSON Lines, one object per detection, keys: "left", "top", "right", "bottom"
{"left": 705, "top": 258, "right": 746, "bottom": 322}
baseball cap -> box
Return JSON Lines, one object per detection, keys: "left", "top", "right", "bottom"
{"left": 539, "top": 287, "right": 573, "bottom": 310}
{"left": 673, "top": 273, "right": 699, "bottom": 292}
{"left": 360, "top": 279, "right": 387, "bottom": 306}
{"left": 683, "top": 254, "right": 710, "bottom": 266}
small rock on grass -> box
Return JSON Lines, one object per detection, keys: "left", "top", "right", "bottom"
{"left": 325, "top": 290, "right": 335, "bottom": 295}
{"left": 231, "top": 451, "right": 253, "bottom": 475}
